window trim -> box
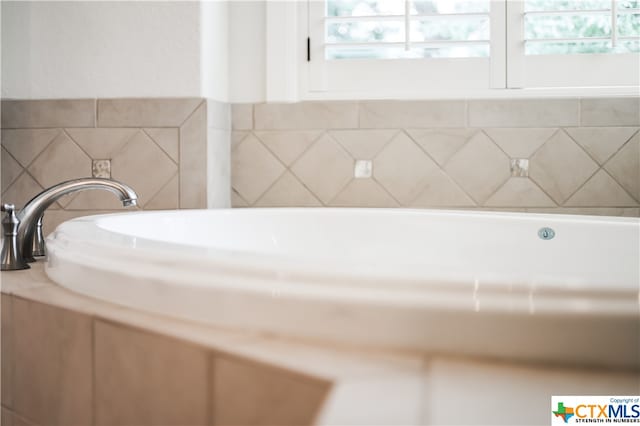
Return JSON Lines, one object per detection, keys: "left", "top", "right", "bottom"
{"left": 303, "top": 0, "right": 506, "bottom": 96}
{"left": 506, "top": 0, "right": 640, "bottom": 89}
{"left": 263, "top": 1, "right": 640, "bottom": 102}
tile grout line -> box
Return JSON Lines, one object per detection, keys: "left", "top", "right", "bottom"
{"left": 0, "top": 147, "right": 26, "bottom": 191}
{"left": 177, "top": 100, "right": 207, "bottom": 209}
{"left": 474, "top": 129, "right": 517, "bottom": 208}
{"left": 91, "top": 318, "right": 97, "bottom": 426}
{"left": 407, "top": 129, "right": 479, "bottom": 207}
{"left": 558, "top": 128, "right": 605, "bottom": 205}
{"left": 230, "top": 188, "right": 251, "bottom": 208}
{"left": 208, "top": 353, "right": 215, "bottom": 426}
{"left": 238, "top": 132, "right": 291, "bottom": 206}
{"left": 15, "top": 128, "right": 63, "bottom": 173}
{"left": 62, "top": 128, "right": 94, "bottom": 164}
{"left": 525, "top": 128, "right": 565, "bottom": 205}
{"left": 372, "top": 129, "right": 420, "bottom": 206}
{"left": 325, "top": 176, "right": 355, "bottom": 207}
{"left": 143, "top": 171, "right": 179, "bottom": 210}
{"left": 141, "top": 128, "right": 180, "bottom": 167}
{"left": 600, "top": 167, "right": 640, "bottom": 206}
{"left": 178, "top": 121, "right": 182, "bottom": 209}
{"left": 321, "top": 132, "right": 364, "bottom": 206}
{"left": 94, "top": 99, "right": 99, "bottom": 129}
{"left": 329, "top": 128, "right": 403, "bottom": 207}
{"left": 563, "top": 126, "right": 606, "bottom": 168}
{"left": 577, "top": 97, "right": 581, "bottom": 127}
{"left": 58, "top": 129, "right": 95, "bottom": 210}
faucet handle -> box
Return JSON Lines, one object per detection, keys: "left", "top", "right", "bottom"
{"left": 1, "top": 203, "right": 15, "bottom": 214}
{"left": 0, "top": 202, "right": 29, "bottom": 270}
{"left": 2, "top": 203, "right": 20, "bottom": 237}
{"left": 31, "top": 215, "right": 46, "bottom": 257}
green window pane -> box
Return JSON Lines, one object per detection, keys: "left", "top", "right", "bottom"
{"left": 327, "top": 0, "right": 404, "bottom": 17}
{"left": 618, "top": 1, "right": 640, "bottom": 9}
{"left": 525, "top": 13, "right": 612, "bottom": 39}
{"left": 411, "top": 16, "right": 489, "bottom": 41}
{"left": 410, "top": 1, "right": 490, "bottom": 14}
{"left": 526, "top": 39, "right": 640, "bottom": 53}
{"left": 525, "top": 0, "right": 611, "bottom": 12}
{"left": 618, "top": 39, "right": 640, "bottom": 51}
{"left": 327, "top": 20, "right": 405, "bottom": 43}
{"left": 412, "top": 44, "right": 490, "bottom": 57}
{"left": 326, "top": 44, "right": 489, "bottom": 59}
{"left": 526, "top": 40, "right": 612, "bottom": 54}
{"left": 617, "top": 13, "right": 640, "bottom": 36}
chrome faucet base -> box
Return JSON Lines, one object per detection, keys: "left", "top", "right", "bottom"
{"left": 29, "top": 215, "right": 46, "bottom": 259}
{"left": 0, "top": 178, "right": 138, "bottom": 271}
{"left": 1, "top": 204, "right": 30, "bottom": 271}
{"left": 1, "top": 254, "right": 30, "bottom": 271}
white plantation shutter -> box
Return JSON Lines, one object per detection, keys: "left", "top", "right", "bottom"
{"left": 304, "top": 0, "right": 507, "bottom": 98}
{"left": 300, "top": 0, "right": 639, "bottom": 98}
{"left": 508, "top": 0, "right": 639, "bottom": 87}
{"left": 523, "top": 0, "right": 639, "bottom": 55}
{"left": 323, "top": 0, "right": 492, "bottom": 59}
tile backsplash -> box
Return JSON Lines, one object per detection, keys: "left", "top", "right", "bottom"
{"left": 1, "top": 98, "right": 230, "bottom": 234}
{"left": 2, "top": 97, "right": 638, "bottom": 228}
{"left": 231, "top": 98, "right": 640, "bottom": 216}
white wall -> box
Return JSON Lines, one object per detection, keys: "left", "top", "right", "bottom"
{"left": 0, "top": 0, "right": 264, "bottom": 101}
{"left": 201, "top": 0, "right": 229, "bottom": 101}
{"left": 228, "top": 0, "right": 266, "bottom": 103}
{"left": 1, "top": 1, "right": 218, "bottom": 99}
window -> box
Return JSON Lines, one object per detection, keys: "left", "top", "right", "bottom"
{"left": 524, "top": 0, "right": 639, "bottom": 55}
{"left": 299, "top": 0, "right": 639, "bottom": 99}
{"left": 324, "top": 0, "right": 491, "bottom": 59}
{"left": 508, "top": 0, "right": 640, "bottom": 88}
{"left": 304, "top": 0, "right": 506, "bottom": 97}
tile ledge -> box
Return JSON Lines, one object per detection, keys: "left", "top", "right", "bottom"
{"left": 1, "top": 263, "right": 424, "bottom": 382}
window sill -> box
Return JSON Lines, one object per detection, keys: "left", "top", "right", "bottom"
{"left": 299, "top": 86, "right": 640, "bottom": 101}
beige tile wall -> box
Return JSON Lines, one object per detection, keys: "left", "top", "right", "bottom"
{"left": 1, "top": 98, "right": 229, "bottom": 235}
{"left": 231, "top": 98, "right": 640, "bottom": 216}
{"left": 0, "top": 294, "right": 330, "bottom": 426}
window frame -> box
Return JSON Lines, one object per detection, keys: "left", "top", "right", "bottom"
{"left": 506, "top": 0, "right": 640, "bottom": 88}
{"left": 264, "top": 0, "right": 640, "bottom": 102}
{"left": 301, "top": 0, "right": 506, "bottom": 99}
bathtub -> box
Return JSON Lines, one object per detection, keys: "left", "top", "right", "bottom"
{"left": 45, "top": 209, "right": 639, "bottom": 369}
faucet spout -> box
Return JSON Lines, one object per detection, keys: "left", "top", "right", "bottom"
{"left": 17, "top": 178, "right": 138, "bottom": 261}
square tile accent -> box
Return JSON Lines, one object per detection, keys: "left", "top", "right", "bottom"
{"left": 92, "top": 159, "right": 111, "bottom": 178}
{"left": 354, "top": 160, "right": 372, "bottom": 178}
{"left": 510, "top": 159, "right": 529, "bottom": 177}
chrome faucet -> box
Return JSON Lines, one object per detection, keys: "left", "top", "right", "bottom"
{"left": 1, "top": 178, "right": 138, "bottom": 271}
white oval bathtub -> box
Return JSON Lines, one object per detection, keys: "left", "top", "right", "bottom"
{"left": 45, "top": 209, "right": 640, "bottom": 368}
